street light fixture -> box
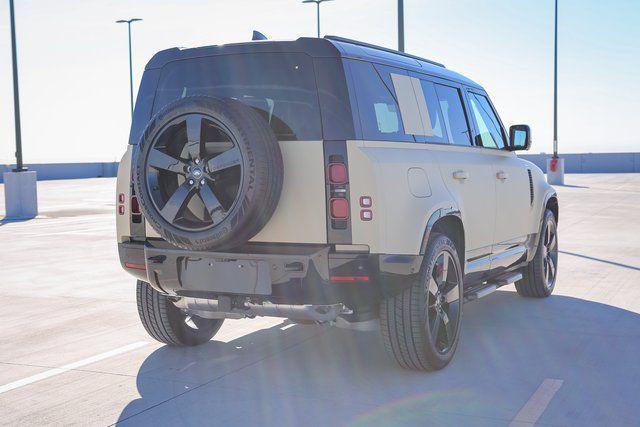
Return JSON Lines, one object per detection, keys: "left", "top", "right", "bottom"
{"left": 116, "top": 18, "right": 142, "bottom": 117}
{"left": 302, "top": 0, "right": 333, "bottom": 38}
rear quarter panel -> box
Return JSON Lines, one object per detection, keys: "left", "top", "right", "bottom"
{"left": 347, "top": 140, "right": 453, "bottom": 255}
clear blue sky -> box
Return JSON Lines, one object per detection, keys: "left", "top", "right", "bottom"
{"left": 1, "top": 0, "right": 638, "bottom": 163}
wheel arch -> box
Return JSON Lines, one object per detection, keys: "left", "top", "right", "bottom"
{"left": 420, "top": 208, "right": 465, "bottom": 271}
{"left": 546, "top": 194, "right": 559, "bottom": 222}
{"left": 529, "top": 191, "right": 559, "bottom": 261}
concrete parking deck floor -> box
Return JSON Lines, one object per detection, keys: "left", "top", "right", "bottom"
{"left": 0, "top": 174, "right": 639, "bottom": 426}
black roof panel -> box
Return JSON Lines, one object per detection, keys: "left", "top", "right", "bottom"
{"left": 145, "top": 36, "right": 482, "bottom": 89}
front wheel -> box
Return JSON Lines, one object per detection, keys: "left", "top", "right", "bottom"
{"left": 379, "top": 234, "right": 463, "bottom": 371}
{"left": 136, "top": 280, "right": 224, "bottom": 346}
{"left": 515, "top": 209, "right": 558, "bottom": 298}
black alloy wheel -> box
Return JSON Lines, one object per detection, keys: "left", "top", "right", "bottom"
{"left": 426, "top": 250, "right": 462, "bottom": 355}
{"left": 541, "top": 216, "right": 558, "bottom": 289}
{"left": 145, "top": 113, "right": 242, "bottom": 232}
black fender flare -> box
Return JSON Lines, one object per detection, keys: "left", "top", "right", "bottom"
{"left": 529, "top": 191, "right": 558, "bottom": 261}
{"left": 419, "top": 207, "right": 463, "bottom": 255}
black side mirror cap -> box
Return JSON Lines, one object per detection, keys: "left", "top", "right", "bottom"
{"left": 509, "top": 124, "right": 531, "bottom": 151}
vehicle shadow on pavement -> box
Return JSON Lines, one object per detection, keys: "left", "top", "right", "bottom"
{"left": 117, "top": 291, "right": 640, "bottom": 426}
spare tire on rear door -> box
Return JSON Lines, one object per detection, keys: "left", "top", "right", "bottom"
{"left": 133, "top": 96, "right": 283, "bottom": 251}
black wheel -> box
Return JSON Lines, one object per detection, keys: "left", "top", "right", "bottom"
{"left": 380, "top": 234, "right": 463, "bottom": 371}
{"left": 516, "top": 209, "right": 558, "bottom": 298}
{"left": 136, "top": 280, "right": 224, "bottom": 346}
{"left": 134, "top": 95, "right": 283, "bottom": 251}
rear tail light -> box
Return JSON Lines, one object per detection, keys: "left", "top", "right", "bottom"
{"left": 118, "top": 193, "right": 126, "bottom": 204}
{"left": 330, "top": 198, "right": 349, "bottom": 219}
{"left": 124, "top": 262, "right": 146, "bottom": 271}
{"left": 131, "top": 195, "right": 142, "bottom": 223}
{"left": 328, "top": 163, "right": 348, "bottom": 184}
{"left": 131, "top": 195, "right": 141, "bottom": 214}
{"left": 118, "top": 205, "right": 125, "bottom": 215}
{"left": 330, "top": 275, "right": 370, "bottom": 282}
{"left": 360, "top": 209, "right": 372, "bottom": 221}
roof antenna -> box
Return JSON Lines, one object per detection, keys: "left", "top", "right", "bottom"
{"left": 252, "top": 31, "right": 268, "bottom": 41}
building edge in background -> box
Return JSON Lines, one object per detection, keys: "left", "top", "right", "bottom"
{"left": 520, "top": 153, "right": 640, "bottom": 174}
{"left": 0, "top": 162, "right": 118, "bottom": 183}
{"left": 1, "top": 154, "right": 638, "bottom": 185}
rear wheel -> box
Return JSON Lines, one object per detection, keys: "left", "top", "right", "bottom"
{"left": 515, "top": 209, "right": 558, "bottom": 298}
{"left": 379, "top": 234, "right": 463, "bottom": 371}
{"left": 136, "top": 280, "right": 224, "bottom": 346}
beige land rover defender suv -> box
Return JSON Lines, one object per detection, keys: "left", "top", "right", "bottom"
{"left": 116, "top": 36, "right": 559, "bottom": 371}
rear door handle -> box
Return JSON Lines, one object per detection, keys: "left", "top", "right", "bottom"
{"left": 453, "top": 170, "right": 469, "bottom": 180}
{"left": 496, "top": 171, "right": 509, "bottom": 180}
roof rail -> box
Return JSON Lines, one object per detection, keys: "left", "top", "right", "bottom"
{"left": 324, "top": 35, "right": 445, "bottom": 68}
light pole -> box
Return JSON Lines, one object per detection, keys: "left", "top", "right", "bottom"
{"left": 302, "top": 0, "right": 333, "bottom": 38}
{"left": 4, "top": 0, "right": 38, "bottom": 219}
{"left": 398, "top": 0, "right": 404, "bottom": 52}
{"left": 116, "top": 18, "right": 142, "bottom": 117}
{"left": 546, "top": 0, "right": 564, "bottom": 184}
{"left": 553, "top": 0, "right": 558, "bottom": 159}
{"left": 9, "top": 0, "right": 24, "bottom": 172}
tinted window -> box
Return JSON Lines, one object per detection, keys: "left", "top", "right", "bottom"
{"left": 418, "top": 80, "right": 447, "bottom": 144}
{"left": 153, "top": 53, "right": 322, "bottom": 141}
{"left": 434, "top": 85, "right": 471, "bottom": 146}
{"left": 349, "top": 60, "right": 413, "bottom": 142}
{"left": 468, "top": 92, "right": 506, "bottom": 149}
{"left": 314, "top": 58, "right": 355, "bottom": 140}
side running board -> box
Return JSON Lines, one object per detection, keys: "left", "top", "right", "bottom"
{"left": 464, "top": 272, "right": 523, "bottom": 303}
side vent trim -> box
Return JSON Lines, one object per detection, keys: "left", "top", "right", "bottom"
{"left": 527, "top": 169, "right": 534, "bottom": 206}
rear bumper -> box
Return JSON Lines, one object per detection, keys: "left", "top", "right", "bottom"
{"left": 118, "top": 241, "right": 422, "bottom": 307}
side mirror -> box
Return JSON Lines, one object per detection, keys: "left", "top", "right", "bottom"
{"left": 509, "top": 125, "right": 531, "bottom": 151}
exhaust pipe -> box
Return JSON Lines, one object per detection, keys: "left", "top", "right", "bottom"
{"left": 173, "top": 297, "right": 351, "bottom": 323}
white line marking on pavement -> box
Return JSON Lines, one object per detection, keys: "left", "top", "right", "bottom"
{"left": 509, "top": 378, "right": 564, "bottom": 426}
{"left": 0, "top": 341, "right": 148, "bottom": 395}
{"left": 280, "top": 323, "right": 296, "bottom": 331}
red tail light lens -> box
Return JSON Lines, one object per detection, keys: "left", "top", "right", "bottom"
{"left": 330, "top": 275, "right": 370, "bottom": 282}
{"left": 328, "top": 163, "right": 348, "bottom": 184}
{"left": 118, "top": 205, "right": 125, "bottom": 215}
{"left": 118, "top": 193, "right": 125, "bottom": 204}
{"left": 330, "top": 198, "right": 349, "bottom": 219}
{"left": 130, "top": 195, "right": 141, "bottom": 214}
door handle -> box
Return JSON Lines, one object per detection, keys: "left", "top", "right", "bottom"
{"left": 453, "top": 170, "right": 469, "bottom": 180}
{"left": 496, "top": 171, "right": 509, "bottom": 180}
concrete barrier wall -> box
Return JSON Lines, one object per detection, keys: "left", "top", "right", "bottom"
{"left": 518, "top": 152, "right": 640, "bottom": 173}
{"left": 1, "top": 153, "right": 639, "bottom": 183}
{"left": 0, "top": 162, "right": 118, "bottom": 183}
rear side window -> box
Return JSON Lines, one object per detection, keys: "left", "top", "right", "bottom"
{"left": 434, "top": 84, "right": 472, "bottom": 146}
{"left": 153, "top": 53, "right": 322, "bottom": 141}
{"left": 468, "top": 92, "right": 506, "bottom": 149}
{"left": 348, "top": 60, "right": 413, "bottom": 142}
{"left": 416, "top": 80, "right": 447, "bottom": 144}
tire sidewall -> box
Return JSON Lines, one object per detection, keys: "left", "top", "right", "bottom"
{"left": 534, "top": 210, "right": 558, "bottom": 295}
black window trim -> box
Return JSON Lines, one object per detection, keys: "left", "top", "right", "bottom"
{"left": 464, "top": 88, "right": 509, "bottom": 151}
{"left": 432, "top": 81, "right": 474, "bottom": 148}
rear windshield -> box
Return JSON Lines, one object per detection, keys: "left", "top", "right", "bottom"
{"left": 153, "top": 53, "right": 322, "bottom": 141}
